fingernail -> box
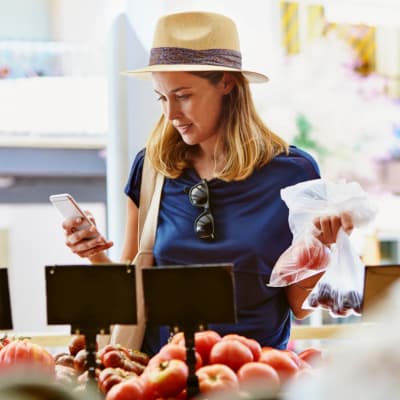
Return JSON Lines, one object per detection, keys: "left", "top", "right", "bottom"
{"left": 76, "top": 218, "right": 82, "bottom": 223}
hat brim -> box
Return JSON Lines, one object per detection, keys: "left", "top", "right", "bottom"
{"left": 121, "top": 64, "right": 269, "bottom": 83}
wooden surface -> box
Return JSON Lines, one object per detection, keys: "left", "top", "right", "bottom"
{"left": 4, "top": 323, "right": 373, "bottom": 347}
{"left": 289, "top": 323, "right": 372, "bottom": 340}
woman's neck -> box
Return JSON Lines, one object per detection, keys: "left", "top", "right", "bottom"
{"left": 190, "top": 149, "right": 225, "bottom": 180}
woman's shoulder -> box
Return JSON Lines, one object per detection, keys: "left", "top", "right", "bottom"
{"left": 134, "top": 147, "right": 146, "bottom": 164}
{"left": 272, "top": 145, "right": 320, "bottom": 179}
{"left": 129, "top": 147, "right": 146, "bottom": 172}
{"left": 124, "top": 148, "right": 146, "bottom": 206}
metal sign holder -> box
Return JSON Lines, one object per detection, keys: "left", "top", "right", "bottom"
{"left": 142, "top": 263, "right": 237, "bottom": 398}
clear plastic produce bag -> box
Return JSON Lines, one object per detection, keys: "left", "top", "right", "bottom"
{"left": 268, "top": 233, "right": 331, "bottom": 286}
{"left": 302, "top": 228, "right": 364, "bottom": 317}
{"left": 268, "top": 179, "right": 377, "bottom": 287}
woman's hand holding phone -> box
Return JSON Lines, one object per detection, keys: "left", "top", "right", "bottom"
{"left": 62, "top": 213, "right": 114, "bottom": 259}
{"left": 50, "top": 193, "right": 114, "bottom": 259}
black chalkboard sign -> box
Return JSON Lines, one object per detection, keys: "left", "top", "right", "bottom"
{"left": 0, "top": 268, "right": 13, "bottom": 330}
{"left": 45, "top": 264, "right": 137, "bottom": 332}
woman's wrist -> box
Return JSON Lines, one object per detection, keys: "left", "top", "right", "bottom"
{"left": 292, "top": 272, "right": 323, "bottom": 292}
{"left": 89, "top": 251, "right": 111, "bottom": 264}
{"left": 292, "top": 282, "right": 314, "bottom": 292}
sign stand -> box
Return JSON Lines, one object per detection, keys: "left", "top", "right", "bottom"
{"left": 0, "top": 268, "right": 13, "bottom": 331}
{"left": 142, "top": 263, "right": 237, "bottom": 398}
{"left": 45, "top": 264, "right": 137, "bottom": 381}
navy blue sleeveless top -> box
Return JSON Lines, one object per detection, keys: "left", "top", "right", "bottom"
{"left": 125, "top": 146, "right": 320, "bottom": 355}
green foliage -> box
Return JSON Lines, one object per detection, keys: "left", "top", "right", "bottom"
{"left": 293, "top": 113, "right": 328, "bottom": 157}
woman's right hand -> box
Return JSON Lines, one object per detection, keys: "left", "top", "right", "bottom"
{"left": 62, "top": 212, "right": 113, "bottom": 259}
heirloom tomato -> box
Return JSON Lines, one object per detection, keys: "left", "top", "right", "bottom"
{"left": 141, "top": 359, "right": 188, "bottom": 399}
{"left": 237, "top": 362, "right": 280, "bottom": 391}
{"left": 151, "top": 343, "right": 202, "bottom": 370}
{"left": 222, "top": 334, "right": 262, "bottom": 361}
{"left": 105, "top": 376, "right": 144, "bottom": 400}
{"left": 209, "top": 339, "right": 253, "bottom": 371}
{"left": 259, "top": 349, "right": 299, "bottom": 383}
{"left": 298, "top": 347, "right": 323, "bottom": 367}
{"left": 169, "top": 330, "right": 221, "bottom": 365}
{"left": 0, "top": 339, "right": 55, "bottom": 374}
{"left": 68, "top": 335, "right": 86, "bottom": 356}
{"left": 196, "top": 364, "right": 239, "bottom": 394}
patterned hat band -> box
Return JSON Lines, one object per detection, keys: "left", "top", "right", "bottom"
{"left": 149, "top": 47, "right": 242, "bottom": 69}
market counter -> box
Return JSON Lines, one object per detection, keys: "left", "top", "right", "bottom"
{"left": 15, "top": 322, "right": 373, "bottom": 347}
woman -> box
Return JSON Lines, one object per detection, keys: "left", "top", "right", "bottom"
{"left": 63, "top": 11, "right": 353, "bottom": 355}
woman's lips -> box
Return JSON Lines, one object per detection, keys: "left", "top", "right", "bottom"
{"left": 176, "top": 123, "right": 192, "bottom": 133}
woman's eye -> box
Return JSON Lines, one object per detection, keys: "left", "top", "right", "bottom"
{"left": 176, "top": 94, "right": 190, "bottom": 100}
{"left": 157, "top": 95, "right": 166, "bottom": 102}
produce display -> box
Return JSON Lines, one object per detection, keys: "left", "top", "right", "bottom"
{"left": 0, "top": 332, "right": 323, "bottom": 399}
{"left": 0, "top": 330, "right": 322, "bottom": 400}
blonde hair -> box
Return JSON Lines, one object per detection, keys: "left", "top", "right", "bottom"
{"left": 146, "top": 72, "right": 288, "bottom": 181}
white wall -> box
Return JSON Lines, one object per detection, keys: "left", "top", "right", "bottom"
{"left": 49, "top": 0, "right": 107, "bottom": 43}
{"left": 0, "top": 203, "right": 106, "bottom": 333}
{"left": 0, "top": 0, "right": 51, "bottom": 40}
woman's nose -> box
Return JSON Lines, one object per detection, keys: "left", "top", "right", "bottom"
{"left": 164, "top": 100, "right": 181, "bottom": 120}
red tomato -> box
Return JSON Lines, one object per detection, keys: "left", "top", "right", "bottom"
{"left": 278, "top": 273, "right": 296, "bottom": 285}
{"left": 209, "top": 339, "right": 253, "bottom": 372}
{"left": 222, "top": 334, "right": 262, "bottom": 361}
{"left": 298, "top": 347, "right": 323, "bottom": 367}
{"left": 154, "top": 390, "right": 187, "bottom": 400}
{"left": 68, "top": 335, "right": 86, "bottom": 356}
{"left": 98, "top": 367, "right": 137, "bottom": 394}
{"left": 237, "top": 361, "right": 280, "bottom": 392}
{"left": 98, "top": 344, "right": 131, "bottom": 362}
{"left": 193, "top": 331, "right": 221, "bottom": 365}
{"left": 261, "top": 346, "right": 275, "bottom": 352}
{"left": 149, "top": 343, "right": 202, "bottom": 370}
{"left": 0, "top": 339, "right": 55, "bottom": 374}
{"left": 297, "top": 239, "right": 329, "bottom": 270}
{"left": 54, "top": 364, "right": 77, "bottom": 386}
{"left": 0, "top": 336, "right": 10, "bottom": 347}
{"left": 196, "top": 364, "right": 239, "bottom": 394}
{"left": 169, "top": 332, "right": 185, "bottom": 346}
{"left": 141, "top": 359, "right": 188, "bottom": 399}
{"left": 169, "top": 330, "right": 221, "bottom": 365}
{"left": 74, "top": 349, "right": 88, "bottom": 373}
{"left": 259, "top": 349, "right": 299, "bottom": 383}
{"left": 106, "top": 376, "right": 144, "bottom": 400}
{"left": 282, "top": 349, "right": 307, "bottom": 369}
{"left": 147, "top": 354, "right": 163, "bottom": 369}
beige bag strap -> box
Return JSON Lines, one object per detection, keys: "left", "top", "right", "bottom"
{"left": 107, "top": 153, "right": 164, "bottom": 350}
{"left": 137, "top": 153, "right": 164, "bottom": 253}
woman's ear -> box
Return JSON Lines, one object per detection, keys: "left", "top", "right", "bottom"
{"left": 219, "top": 73, "right": 235, "bottom": 95}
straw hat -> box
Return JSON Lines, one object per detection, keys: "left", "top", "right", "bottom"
{"left": 123, "top": 11, "right": 269, "bottom": 83}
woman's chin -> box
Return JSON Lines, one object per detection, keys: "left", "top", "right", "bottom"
{"left": 180, "top": 135, "right": 198, "bottom": 146}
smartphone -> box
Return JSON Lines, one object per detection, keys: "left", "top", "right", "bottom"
{"left": 49, "top": 193, "right": 95, "bottom": 233}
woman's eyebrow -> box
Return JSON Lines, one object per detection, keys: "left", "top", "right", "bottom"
{"left": 154, "top": 86, "right": 191, "bottom": 95}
